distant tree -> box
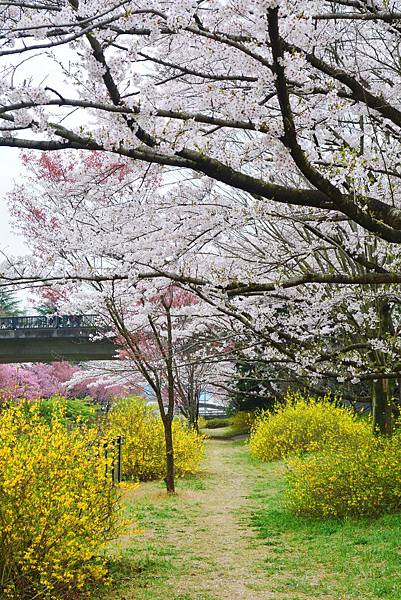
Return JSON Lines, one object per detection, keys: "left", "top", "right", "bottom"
{"left": 35, "top": 304, "right": 57, "bottom": 316}
{"left": 0, "top": 289, "right": 22, "bottom": 317}
{"left": 104, "top": 286, "right": 223, "bottom": 493}
{"left": 31, "top": 288, "right": 62, "bottom": 315}
{"left": 229, "top": 359, "right": 277, "bottom": 413}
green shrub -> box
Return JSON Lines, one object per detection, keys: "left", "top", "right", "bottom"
{"left": 204, "top": 417, "right": 230, "bottom": 429}
{"left": 38, "top": 395, "right": 100, "bottom": 426}
{"left": 108, "top": 397, "right": 205, "bottom": 481}
{"left": 0, "top": 401, "right": 122, "bottom": 599}
{"left": 286, "top": 432, "right": 401, "bottom": 518}
{"left": 249, "top": 391, "right": 370, "bottom": 462}
{"left": 229, "top": 411, "right": 255, "bottom": 434}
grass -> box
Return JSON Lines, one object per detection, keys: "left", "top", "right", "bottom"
{"left": 101, "top": 472, "right": 210, "bottom": 600}
{"left": 201, "top": 426, "right": 249, "bottom": 440}
{"left": 202, "top": 418, "right": 230, "bottom": 429}
{"left": 100, "top": 441, "right": 401, "bottom": 600}
{"left": 201, "top": 414, "right": 251, "bottom": 439}
{"left": 201, "top": 426, "right": 236, "bottom": 439}
{"left": 245, "top": 452, "right": 401, "bottom": 599}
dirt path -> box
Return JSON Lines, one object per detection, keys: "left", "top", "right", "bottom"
{"left": 114, "top": 439, "right": 276, "bottom": 600}
{"left": 161, "top": 439, "right": 274, "bottom": 599}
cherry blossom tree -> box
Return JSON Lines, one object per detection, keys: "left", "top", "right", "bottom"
{"left": 0, "top": 360, "right": 132, "bottom": 403}
{"left": 8, "top": 145, "right": 401, "bottom": 434}
{"left": 6, "top": 150, "right": 230, "bottom": 490}
{"left": 107, "top": 286, "right": 211, "bottom": 492}
{"left": 0, "top": 363, "right": 63, "bottom": 401}
{"left": 54, "top": 279, "right": 229, "bottom": 493}
{"left": 3, "top": 2, "right": 401, "bottom": 434}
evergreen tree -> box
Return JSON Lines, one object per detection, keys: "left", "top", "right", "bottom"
{"left": 35, "top": 303, "right": 57, "bottom": 316}
{"left": 228, "top": 344, "right": 285, "bottom": 413}
{"left": 0, "top": 290, "right": 22, "bottom": 317}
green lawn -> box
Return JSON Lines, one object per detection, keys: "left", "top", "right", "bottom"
{"left": 244, "top": 452, "right": 401, "bottom": 599}
{"left": 201, "top": 426, "right": 249, "bottom": 440}
{"left": 201, "top": 426, "right": 238, "bottom": 439}
{"left": 102, "top": 476, "right": 212, "bottom": 600}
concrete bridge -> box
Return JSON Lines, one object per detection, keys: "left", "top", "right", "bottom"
{"left": 0, "top": 315, "right": 116, "bottom": 363}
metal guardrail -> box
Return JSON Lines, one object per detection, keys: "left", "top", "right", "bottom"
{"left": 202, "top": 413, "right": 228, "bottom": 420}
{"left": 0, "top": 314, "right": 100, "bottom": 331}
{"left": 199, "top": 403, "right": 228, "bottom": 419}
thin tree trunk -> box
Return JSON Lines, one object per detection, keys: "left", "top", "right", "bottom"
{"left": 188, "top": 414, "right": 199, "bottom": 433}
{"left": 192, "top": 416, "right": 199, "bottom": 434}
{"left": 163, "top": 301, "right": 176, "bottom": 493}
{"left": 162, "top": 414, "right": 175, "bottom": 493}
{"left": 186, "top": 393, "right": 199, "bottom": 432}
{"left": 191, "top": 390, "right": 200, "bottom": 433}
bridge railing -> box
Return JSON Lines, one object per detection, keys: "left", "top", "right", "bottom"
{"left": 0, "top": 314, "right": 101, "bottom": 331}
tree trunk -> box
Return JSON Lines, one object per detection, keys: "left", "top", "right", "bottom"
{"left": 180, "top": 405, "right": 199, "bottom": 432}
{"left": 185, "top": 373, "right": 200, "bottom": 432}
{"left": 372, "top": 378, "right": 393, "bottom": 435}
{"left": 187, "top": 398, "right": 199, "bottom": 432}
{"left": 371, "top": 301, "right": 394, "bottom": 435}
{"left": 193, "top": 390, "right": 200, "bottom": 433}
{"left": 162, "top": 414, "right": 175, "bottom": 493}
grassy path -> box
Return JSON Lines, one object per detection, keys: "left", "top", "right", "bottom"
{"left": 107, "top": 439, "right": 273, "bottom": 599}
{"left": 105, "top": 439, "right": 401, "bottom": 600}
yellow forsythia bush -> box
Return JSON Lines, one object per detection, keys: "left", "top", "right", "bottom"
{"left": 286, "top": 432, "right": 401, "bottom": 518}
{"left": 108, "top": 397, "right": 205, "bottom": 481}
{"left": 0, "top": 402, "right": 122, "bottom": 599}
{"left": 197, "top": 416, "right": 207, "bottom": 430}
{"left": 249, "top": 391, "right": 370, "bottom": 462}
{"left": 229, "top": 411, "right": 256, "bottom": 434}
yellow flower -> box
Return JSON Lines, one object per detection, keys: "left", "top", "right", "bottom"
{"left": 0, "top": 400, "right": 125, "bottom": 599}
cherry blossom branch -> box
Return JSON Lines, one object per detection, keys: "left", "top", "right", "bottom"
{"left": 314, "top": 11, "right": 401, "bottom": 21}
{"left": 4, "top": 267, "right": 401, "bottom": 295}
{"left": 268, "top": 7, "right": 401, "bottom": 243}
{"left": 282, "top": 41, "right": 401, "bottom": 130}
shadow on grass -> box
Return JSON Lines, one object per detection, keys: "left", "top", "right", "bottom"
{"left": 100, "top": 543, "right": 178, "bottom": 599}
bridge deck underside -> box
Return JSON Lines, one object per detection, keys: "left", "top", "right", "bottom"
{"left": 0, "top": 332, "right": 116, "bottom": 363}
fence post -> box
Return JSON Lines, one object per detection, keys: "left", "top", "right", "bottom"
{"left": 105, "top": 436, "right": 122, "bottom": 485}
{"left": 114, "top": 436, "right": 122, "bottom": 484}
